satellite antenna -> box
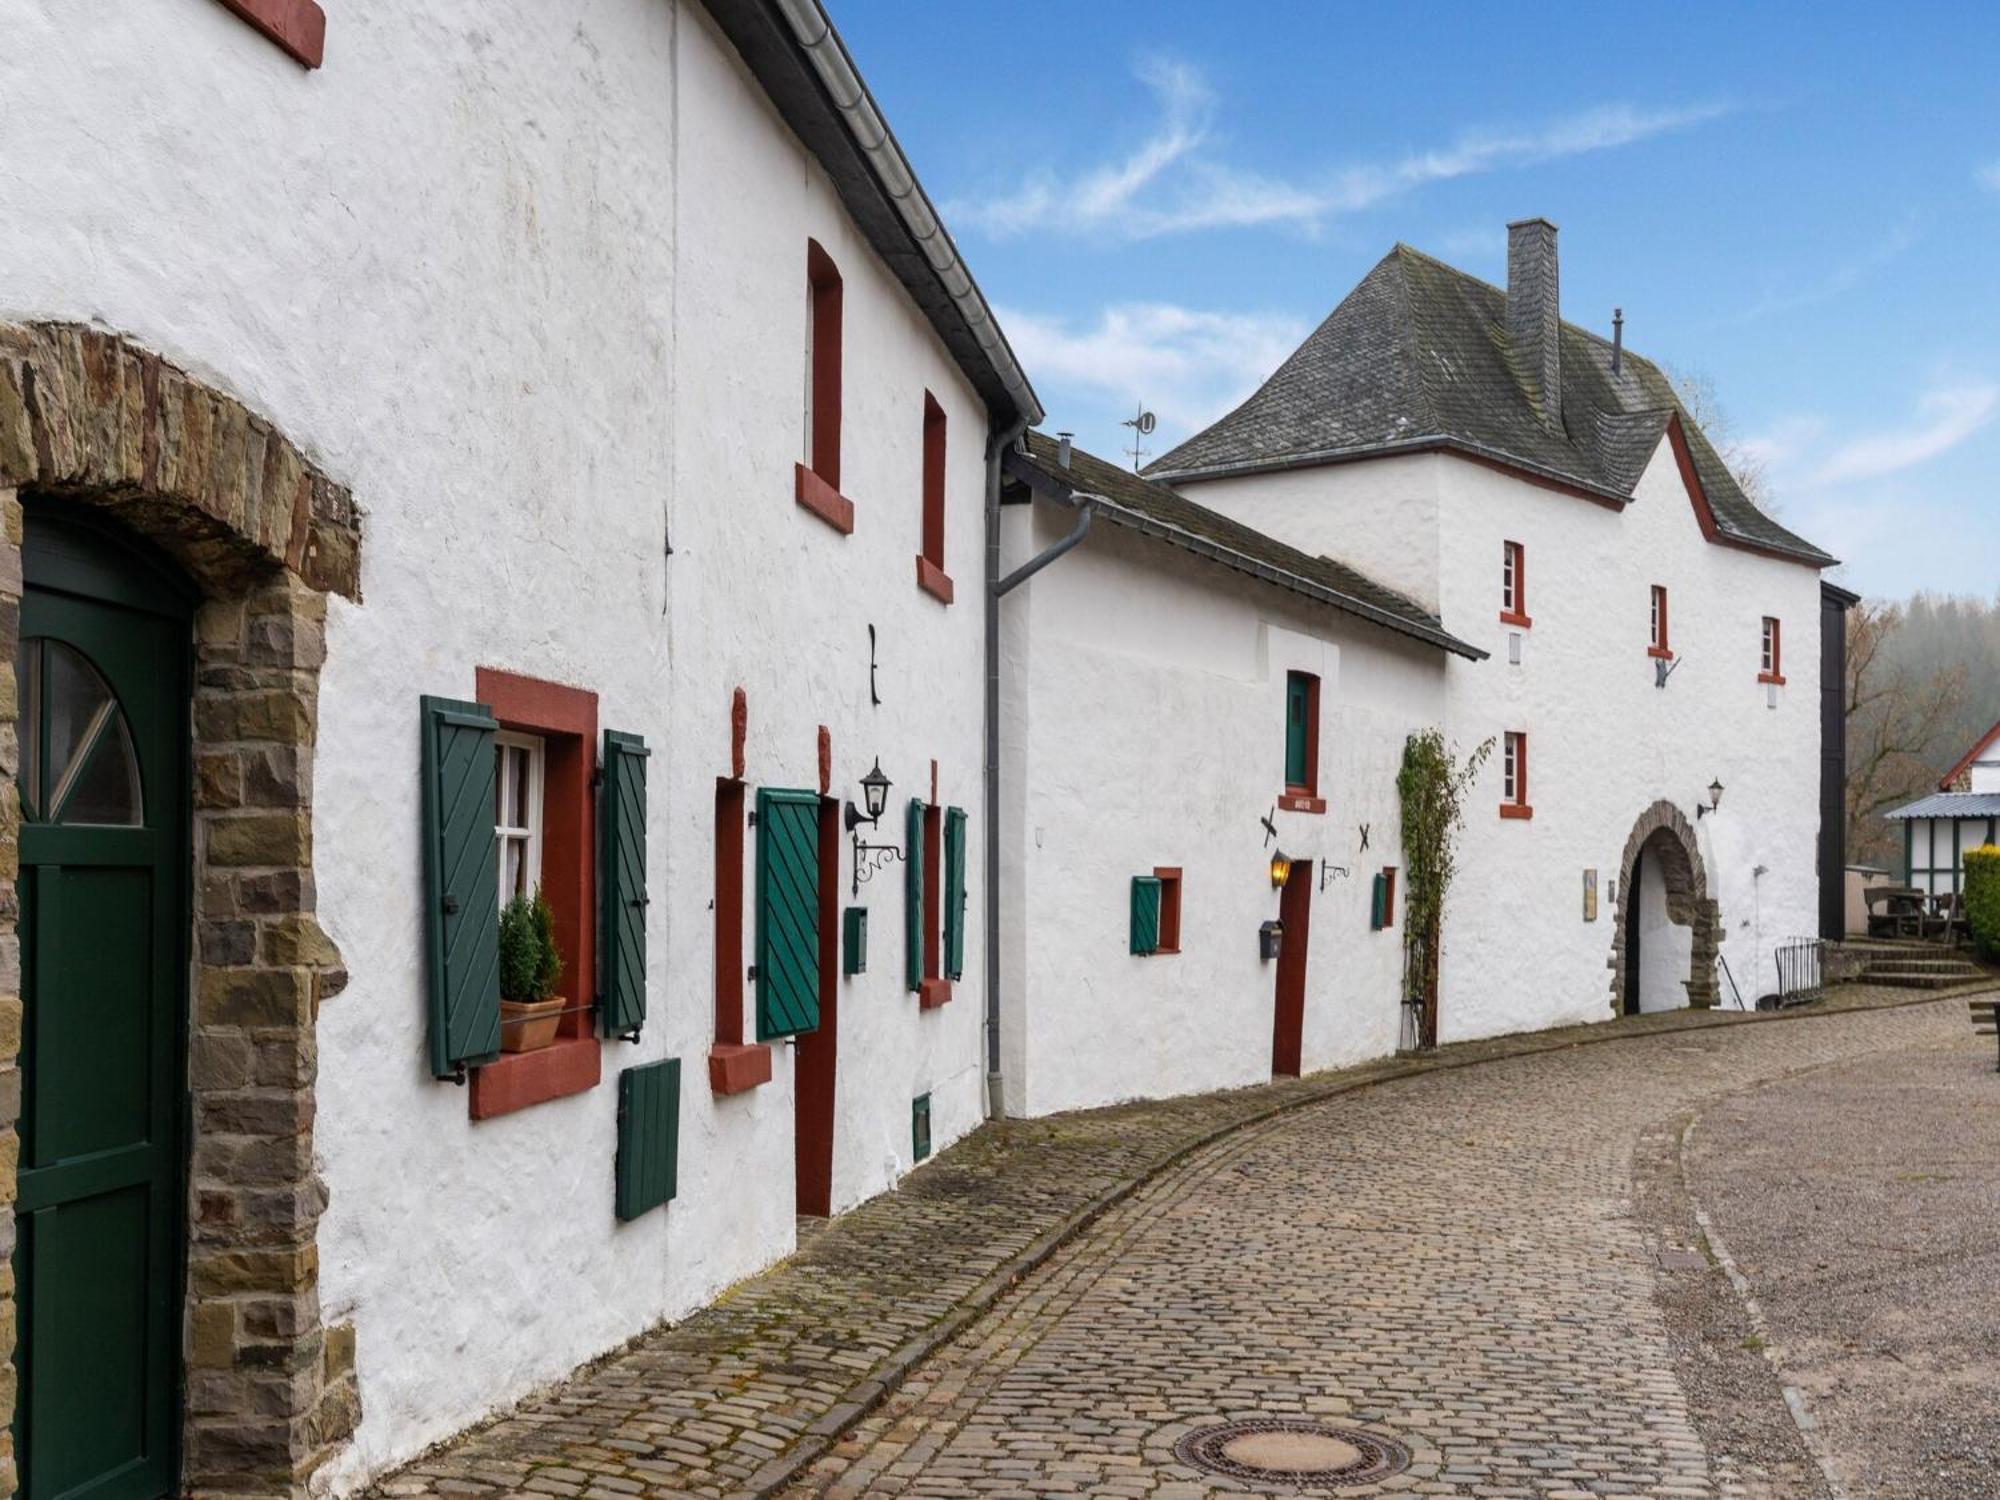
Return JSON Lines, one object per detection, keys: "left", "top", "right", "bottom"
{"left": 1121, "top": 403, "right": 1157, "bottom": 470}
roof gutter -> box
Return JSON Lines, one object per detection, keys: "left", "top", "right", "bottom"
{"left": 771, "top": 0, "right": 1041, "bottom": 427}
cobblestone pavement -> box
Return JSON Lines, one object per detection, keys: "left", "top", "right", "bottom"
{"left": 781, "top": 995, "right": 1979, "bottom": 1500}
{"left": 373, "top": 986, "right": 1987, "bottom": 1500}
{"left": 1685, "top": 1028, "right": 2000, "bottom": 1499}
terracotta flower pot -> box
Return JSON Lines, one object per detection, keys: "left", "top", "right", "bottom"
{"left": 499, "top": 996, "right": 565, "bottom": 1053}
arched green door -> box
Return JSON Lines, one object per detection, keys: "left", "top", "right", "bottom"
{"left": 14, "top": 511, "right": 191, "bottom": 1500}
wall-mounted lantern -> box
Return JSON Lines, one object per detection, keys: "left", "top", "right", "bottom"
{"left": 1695, "top": 778, "right": 1724, "bottom": 819}
{"left": 1269, "top": 849, "right": 1293, "bottom": 890}
{"left": 845, "top": 759, "right": 904, "bottom": 896}
{"left": 1259, "top": 919, "right": 1285, "bottom": 962}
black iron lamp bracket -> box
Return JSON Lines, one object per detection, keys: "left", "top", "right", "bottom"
{"left": 846, "top": 800, "right": 905, "bottom": 897}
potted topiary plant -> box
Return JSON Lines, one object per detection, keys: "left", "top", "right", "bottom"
{"left": 498, "top": 889, "right": 566, "bottom": 1052}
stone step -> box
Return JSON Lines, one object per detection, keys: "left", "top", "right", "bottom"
{"left": 1863, "top": 961, "right": 1983, "bottom": 978}
{"left": 1864, "top": 971, "right": 1970, "bottom": 990}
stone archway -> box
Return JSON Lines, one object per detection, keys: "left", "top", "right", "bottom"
{"left": 0, "top": 322, "right": 363, "bottom": 1494}
{"left": 1607, "top": 799, "right": 1721, "bottom": 1014}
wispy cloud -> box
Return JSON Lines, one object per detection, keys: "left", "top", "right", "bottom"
{"left": 1735, "top": 221, "right": 1921, "bottom": 322}
{"left": 1813, "top": 381, "right": 1999, "bottom": 484}
{"left": 999, "top": 301, "right": 1310, "bottom": 446}
{"left": 949, "top": 58, "right": 1730, "bottom": 242}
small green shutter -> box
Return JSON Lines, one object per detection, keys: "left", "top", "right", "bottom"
{"left": 1130, "top": 876, "right": 1162, "bottom": 955}
{"left": 905, "top": 797, "right": 926, "bottom": 993}
{"left": 421, "top": 695, "right": 502, "bottom": 1080}
{"left": 755, "top": 787, "right": 821, "bottom": 1039}
{"left": 615, "top": 1057, "right": 680, "bottom": 1220}
{"left": 600, "top": 729, "right": 650, "bottom": 1039}
{"left": 1370, "top": 872, "right": 1387, "bottom": 931}
{"left": 943, "top": 806, "right": 968, "bottom": 981}
{"left": 1284, "top": 672, "right": 1310, "bottom": 787}
{"left": 843, "top": 905, "right": 868, "bottom": 975}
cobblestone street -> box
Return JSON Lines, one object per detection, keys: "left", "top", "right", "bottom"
{"left": 378, "top": 990, "right": 1992, "bottom": 1499}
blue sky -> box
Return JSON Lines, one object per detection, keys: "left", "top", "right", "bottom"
{"left": 836, "top": 2, "right": 2000, "bottom": 601}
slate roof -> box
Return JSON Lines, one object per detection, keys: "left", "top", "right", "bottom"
{"left": 1883, "top": 792, "right": 2000, "bottom": 821}
{"left": 1006, "top": 432, "right": 1483, "bottom": 660}
{"left": 1147, "top": 243, "right": 1833, "bottom": 566}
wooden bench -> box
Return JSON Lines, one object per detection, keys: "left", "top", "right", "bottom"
{"left": 1972, "top": 997, "right": 1998, "bottom": 1069}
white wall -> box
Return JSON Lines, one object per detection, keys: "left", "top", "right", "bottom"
{"left": 1001, "top": 504, "right": 1446, "bottom": 1117}
{"left": 1635, "top": 850, "right": 1694, "bottom": 1012}
{"left": 0, "top": 1, "right": 993, "bottom": 1485}
{"left": 1186, "top": 438, "right": 1825, "bottom": 1033}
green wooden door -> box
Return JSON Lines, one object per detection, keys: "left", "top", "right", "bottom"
{"left": 15, "top": 512, "right": 191, "bottom": 1500}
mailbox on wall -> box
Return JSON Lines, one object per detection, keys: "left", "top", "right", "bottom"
{"left": 1259, "top": 920, "right": 1284, "bottom": 963}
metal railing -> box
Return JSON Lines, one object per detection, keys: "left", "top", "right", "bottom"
{"left": 1774, "top": 938, "right": 1825, "bottom": 1007}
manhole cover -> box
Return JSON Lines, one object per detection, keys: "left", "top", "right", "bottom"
{"left": 1173, "top": 1419, "right": 1411, "bottom": 1487}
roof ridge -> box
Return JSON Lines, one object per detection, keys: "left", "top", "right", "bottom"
{"left": 1385, "top": 247, "right": 1443, "bottom": 436}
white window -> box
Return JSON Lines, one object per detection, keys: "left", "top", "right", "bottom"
{"left": 1761, "top": 616, "right": 1781, "bottom": 676}
{"left": 1503, "top": 731, "right": 1526, "bottom": 805}
{"left": 1650, "top": 585, "right": 1669, "bottom": 653}
{"left": 495, "top": 731, "right": 545, "bottom": 905}
{"left": 1502, "top": 540, "right": 1524, "bottom": 616}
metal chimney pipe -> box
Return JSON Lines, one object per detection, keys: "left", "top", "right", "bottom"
{"left": 1612, "top": 308, "right": 1624, "bottom": 376}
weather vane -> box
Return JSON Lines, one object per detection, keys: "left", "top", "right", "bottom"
{"left": 1121, "top": 402, "right": 1156, "bottom": 471}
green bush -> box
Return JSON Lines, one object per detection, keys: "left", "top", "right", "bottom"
{"left": 498, "top": 890, "right": 565, "bottom": 1002}
{"left": 1966, "top": 846, "right": 2000, "bottom": 958}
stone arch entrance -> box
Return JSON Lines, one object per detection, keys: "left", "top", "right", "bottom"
{"left": 1607, "top": 800, "right": 1721, "bottom": 1015}
{"left": 0, "top": 322, "right": 362, "bottom": 1495}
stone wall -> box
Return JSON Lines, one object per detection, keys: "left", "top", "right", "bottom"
{"left": 0, "top": 320, "right": 361, "bottom": 1495}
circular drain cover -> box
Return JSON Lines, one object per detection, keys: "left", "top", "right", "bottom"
{"left": 1174, "top": 1419, "right": 1411, "bottom": 1487}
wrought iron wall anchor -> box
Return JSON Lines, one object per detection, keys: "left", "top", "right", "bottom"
{"left": 1320, "top": 861, "right": 1350, "bottom": 890}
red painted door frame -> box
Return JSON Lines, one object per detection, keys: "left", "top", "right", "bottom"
{"left": 1271, "top": 863, "right": 1313, "bottom": 1077}
{"left": 794, "top": 797, "right": 840, "bottom": 1216}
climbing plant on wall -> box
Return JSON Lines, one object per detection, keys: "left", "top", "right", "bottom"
{"left": 1397, "top": 729, "right": 1494, "bottom": 1048}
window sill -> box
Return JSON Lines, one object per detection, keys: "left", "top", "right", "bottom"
{"left": 1277, "top": 790, "right": 1326, "bottom": 814}
{"left": 918, "top": 977, "right": 953, "bottom": 1010}
{"left": 217, "top": 0, "right": 326, "bottom": 67}
{"left": 1499, "top": 610, "right": 1533, "bottom": 628}
{"left": 1647, "top": 645, "right": 1675, "bottom": 661}
{"left": 795, "top": 463, "right": 855, "bottom": 535}
{"left": 469, "top": 1036, "right": 601, "bottom": 1120}
{"left": 1758, "top": 672, "right": 1786, "bottom": 686}
{"left": 916, "top": 554, "right": 955, "bottom": 604}
{"left": 1147, "top": 946, "right": 1180, "bottom": 957}
{"left": 1499, "top": 803, "right": 1535, "bottom": 820}
{"left": 708, "top": 1042, "right": 773, "bottom": 1096}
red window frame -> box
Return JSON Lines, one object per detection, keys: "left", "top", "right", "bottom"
{"left": 796, "top": 240, "right": 854, "bottom": 534}
{"left": 469, "top": 668, "right": 602, "bottom": 1119}
{"left": 1759, "top": 616, "right": 1785, "bottom": 685}
{"left": 916, "top": 392, "right": 953, "bottom": 603}
{"left": 216, "top": 0, "right": 326, "bottom": 68}
{"left": 1648, "top": 585, "right": 1673, "bottom": 659}
{"left": 1500, "top": 731, "right": 1533, "bottom": 819}
{"left": 709, "top": 777, "right": 771, "bottom": 1095}
{"left": 1380, "top": 866, "right": 1398, "bottom": 928}
{"left": 1152, "top": 867, "right": 1183, "bottom": 955}
{"left": 1278, "top": 671, "right": 1325, "bottom": 814}
{"left": 918, "top": 802, "right": 951, "bottom": 1008}
{"left": 1500, "top": 540, "right": 1531, "bottom": 627}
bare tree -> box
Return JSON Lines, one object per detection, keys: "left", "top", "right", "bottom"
{"left": 1665, "top": 365, "right": 1776, "bottom": 514}
{"left": 1845, "top": 598, "right": 1967, "bottom": 867}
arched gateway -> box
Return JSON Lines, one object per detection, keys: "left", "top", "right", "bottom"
{"left": 0, "top": 322, "right": 362, "bottom": 1496}
{"left": 1607, "top": 799, "right": 1722, "bottom": 1015}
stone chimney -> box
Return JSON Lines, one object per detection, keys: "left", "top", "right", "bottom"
{"left": 1507, "top": 217, "right": 1561, "bottom": 433}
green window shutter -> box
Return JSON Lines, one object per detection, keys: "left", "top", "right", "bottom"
{"left": 843, "top": 905, "right": 867, "bottom": 976}
{"left": 1284, "top": 672, "right": 1309, "bottom": 786}
{"left": 1370, "top": 872, "right": 1387, "bottom": 931}
{"left": 943, "top": 806, "right": 968, "bottom": 981}
{"left": 755, "top": 787, "right": 821, "bottom": 1039}
{"left": 421, "top": 695, "right": 502, "bottom": 1080}
{"left": 599, "top": 729, "right": 650, "bottom": 1039}
{"left": 1130, "top": 876, "right": 1161, "bottom": 955}
{"left": 905, "top": 797, "right": 926, "bottom": 993}
{"left": 615, "top": 1057, "right": 680, "bottom": 1220}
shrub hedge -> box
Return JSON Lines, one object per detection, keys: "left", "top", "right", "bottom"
{"left": 1965, "top": 845, "right": 2000, "bottom": 957}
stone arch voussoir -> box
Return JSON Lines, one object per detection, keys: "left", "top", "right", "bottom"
{"left": 1606, "top": 798, "right": 1722, "bottom": 1015}
{"left": 0, "top": 321, "right": 364, "bottom": 1495}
